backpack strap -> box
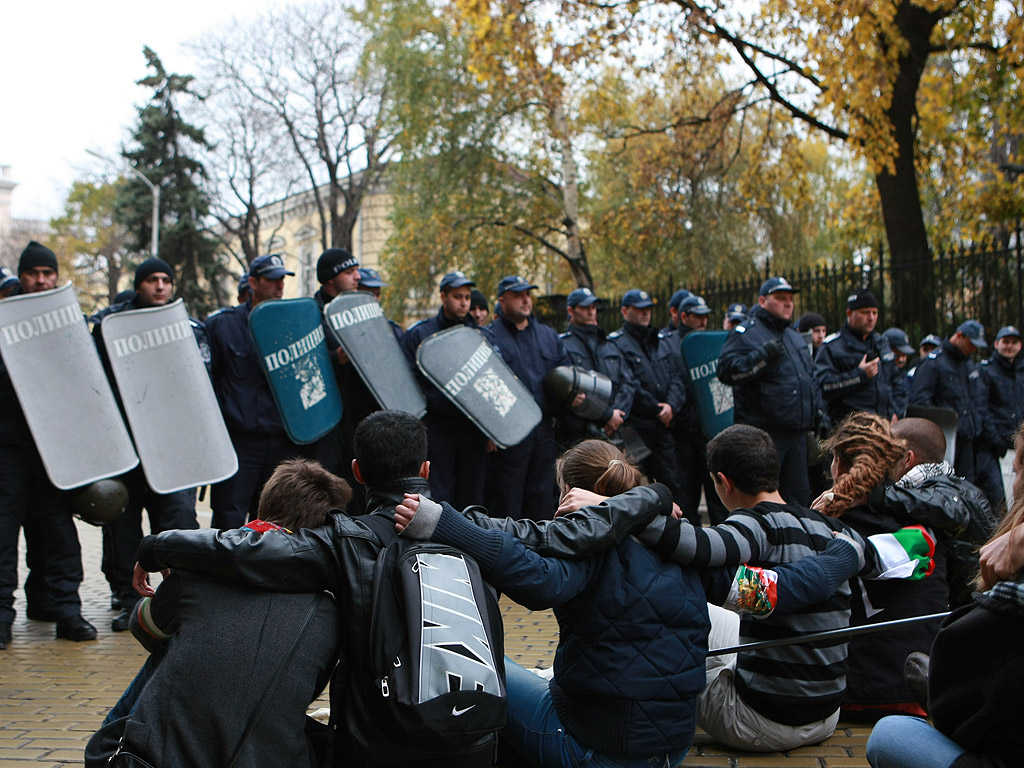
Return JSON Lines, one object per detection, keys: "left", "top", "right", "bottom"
{"left": 359, "top": 512, "right": 400, "bottom": 548}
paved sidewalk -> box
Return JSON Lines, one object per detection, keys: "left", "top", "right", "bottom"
{"left": 2, "top": 516, "right": 870, "bottom": 768}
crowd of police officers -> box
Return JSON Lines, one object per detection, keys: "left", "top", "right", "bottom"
{"left": 1, "top": 238, "right": 1021, "bottom": 650}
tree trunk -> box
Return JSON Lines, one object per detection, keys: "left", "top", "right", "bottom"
{"left": 552, "top": 99, "right": 594, "bottom": 290}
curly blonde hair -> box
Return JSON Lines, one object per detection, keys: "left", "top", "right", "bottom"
{"left": 818, "top": 412, "right": 906, "bottom": 517}
{"left": 555, "top": 439, "right": 646, "bottom": 496}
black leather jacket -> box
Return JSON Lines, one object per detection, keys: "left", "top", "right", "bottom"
{"left": 137, "top": 479, "right": 666, "bottom": 763}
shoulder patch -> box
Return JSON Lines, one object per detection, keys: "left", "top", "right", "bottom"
{"left": 607, "top": 330, "right": 623, "bottom": 339}
{"left": 657, "top": 330, "right": 671, "bottom": 340}
{"left": 408, "top": 318, "right": 429, "bottom": 331}
{"left": 559, "top": 331, "right": 570, "bottom": 339}
{"left": 928, "top": 350, "right": 940, "bottom": 359}
{"left": 823, "top": 332, "right": 840, "bottom": 344}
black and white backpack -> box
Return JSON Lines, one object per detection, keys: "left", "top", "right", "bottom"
{"left": 362, "top": 514, "right": 506, "bottom": 750}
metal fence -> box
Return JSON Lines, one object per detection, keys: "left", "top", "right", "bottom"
{"left": 535, "top": 239, "right": 1024, "bottom": 344}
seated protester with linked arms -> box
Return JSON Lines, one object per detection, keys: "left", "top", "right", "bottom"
{"left": 134, "top": 411, "right": 510, "bottom": 768}
{"left": 867, "top": 417, "right": 995, "bottom": 609}
{"left": 87, "top": 458, "right": 346, "bottom": 768}
{"left": 394, "top": 438, "right": 870, "bottom": 767}
{"left": 555, "top": 425, "right": 935, "bottom": 752}
{"left": 811, "top": 413, "right": 949, "bottom": 721}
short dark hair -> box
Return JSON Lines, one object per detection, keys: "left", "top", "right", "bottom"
{"left": 891, "top": 417, "right": 945, "bottom": 464}
{"left": 706, "top": 424, "right": 780, "bottom": 494}
{"left": 353, "top": 410, "right": 428, "bottom": 488}
{"left": 257, "top": 458, "right": 352, "bottom": 529}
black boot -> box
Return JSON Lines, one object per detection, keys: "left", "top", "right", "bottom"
{"left": 56, "top": 615, "right": 97, "bottom": 642}
{"left": 0, "top": 622, "right": 11, "bottom": 650}
{"left": 904, "top": 651, "right": 930, "bottom": 712}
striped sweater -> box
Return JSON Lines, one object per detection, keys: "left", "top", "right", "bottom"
{"left": 638, "top": 502, "right": 882, "bottom": 726}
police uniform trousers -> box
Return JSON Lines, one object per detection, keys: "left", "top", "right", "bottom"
{"left": 487, "top": 420, "right": 558, "bottom": 522}
{"left": 211, "top": 430, "right": 297, "bottom": 529}
{"left": 973, "top": 445, "right": 1005, "bottom": 513}
{"left": 768, "top": 428, "right": 810, "bottom": 507}
{"left": 674, "top": 426, "right": 729, "bottom": 526}
{"left": 634, "top": 425, "right": 685, "bottom": 508}
{"left": 0, "top": 444, "right": 84, "bottom": 624}
{"left": 953, "top": 434, "right": 977, "bottom": 486}
{"left": 426, "top": 415, "right": 488, "bottom": 511}
{"left": 101, "top": 468, "right": 198, "bottom": 607}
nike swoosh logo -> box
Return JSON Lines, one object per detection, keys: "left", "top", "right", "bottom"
{"left": 451, "top": 705, "right": 475, "bottom": 716}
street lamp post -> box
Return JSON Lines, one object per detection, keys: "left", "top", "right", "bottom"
{"left": 86, "top": 150, "right": 160, "bottom": 258}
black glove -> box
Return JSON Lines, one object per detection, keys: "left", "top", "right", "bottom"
{"left": 762, "top": 337, "right": 786, "bottom": 361}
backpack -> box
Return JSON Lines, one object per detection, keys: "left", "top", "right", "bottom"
{"left": 360, "top": 514, "right": 506, "bottom": 750}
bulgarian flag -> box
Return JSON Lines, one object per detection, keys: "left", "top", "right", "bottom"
{"left": 869, "top": 525, "right": 936, "bottom": 580}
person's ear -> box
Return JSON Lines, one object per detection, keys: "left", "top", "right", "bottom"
{"left": 351, "top": 459, "right": 364, "bottom": 485}
{"left": 419, "top": 460, "right": 430, "bottom": 479}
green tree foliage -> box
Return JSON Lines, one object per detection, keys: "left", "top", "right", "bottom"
{"left": 117, "top": 47, "right": 225, "bottom": 316}
{"left": 50, "top": 179, "right": 129, "bottom": 314}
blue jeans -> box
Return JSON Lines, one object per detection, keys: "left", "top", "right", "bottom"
{"left": 866, "top": 716, "right": 967, "bottom": 768}
{"left": 502, "top": 658, "right": 689, "bottom": 768}
{"left": 102, "top": 645, "right": 168, "bottom": 725}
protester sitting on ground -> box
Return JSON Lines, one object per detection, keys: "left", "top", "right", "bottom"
{"left": 394, "top": 439, "right": 869, "bottom": 767}
{"left": 865, "top": 422, "right": 1024, "bottom": 768}
{"left": 553, "top": 425, "right": 934, "bottom": 753}
{"left": 86, "top": 458, "right": 347, "bottom": 768}
{"left": 870, "top": 417, "right": 995, "bottom": 607}
{"left": 812, "top": 413, "right": 949, "bottom": 722}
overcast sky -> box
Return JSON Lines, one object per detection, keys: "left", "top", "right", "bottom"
{"left": 1, "top": 1, "right": 279, "bottom": 221}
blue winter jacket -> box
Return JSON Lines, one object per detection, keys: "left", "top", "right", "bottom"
{"left": 489, "top": 314, "right": 569, "bottom": 417}
{"left": 980, "top": 352, "right": 1024, "bottom": 452}
{"left": 426, "top": 483, "right": 709, "bottom": 758}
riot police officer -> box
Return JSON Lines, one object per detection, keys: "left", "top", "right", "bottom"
{"left": 205, "top": 254, "right": 298, "bottom": 529}
{"left": 718, "top": 276, "right": 823, "bottom": 506}
{"left": 609, "top": 289, "right": 686, "bottom": 505}
{"left": 0, "top": 241, "right": 96, "bottom": 648}
{"left": 557, "top": 287, "right": 636, "bottom": 444}
{"left": 910, "top": 319, "right": 988, "bottom": 482}
{"left": 977, "top": 325, "right": 1024, "bottom": 510}
{"left": 90, "top": 258, "right": 203, "bottom": 631}
{"left": 882, "top": 326, "right": 916, "bottom": 417}
{"left": 402, "top": 271, "right": 496, "bottom": 510}
{"left": 487, "top": 275, "right": 571, "bottom": 520}
{"left": 813, "top": 289, "right": 901, "bottom": 424}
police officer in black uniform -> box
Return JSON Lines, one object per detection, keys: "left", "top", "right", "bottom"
{"left": 402, "top": 271, "right": 497, "bottom": 510}
{"left": 673, "top": 293, "right": 730, "bottom": 525}
{"left": 608, "top": 289, "right": 686, "bottom": 506}
{"left": 718, "top": 276, "right": 824, "bottom": 506}
{"left": 882, "top": 326, "right": 916, "bottom": 417}
{"left": 813, "top": 289, "right": 901, "bottom": 425}
{"left": 662, "top": 288, "right": 692, "bottom": 336}
{"left": 557, "top": 287, "right": 636, "bottom": 445}
{"left": 90, "top": 258, "right": 204, "bottom": 631}
{"left": 977, "top": 325, "right": 1024, "bottom": 511}
{"left": 910, "top": 319, "right": 988, "bottom": 483}
{"left": 488, "top": 275, "right": 571, "bottom": 520}
{"left": 0, "top": 242, "right": 96, "bottom": 649}
{"left": 205, "top": 253, "right": 298, "bottom": 529}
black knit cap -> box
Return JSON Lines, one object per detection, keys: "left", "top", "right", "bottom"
{"left": 797, "top": 312, "right": 826, "bottom": 332}
{"left": 317, "top": 248, "right": 359, "bottom": 284}
{"left": 846, "top": 289, "right": 878, "bottom": 311}
{"left": 18, "top": 241, "right": 58, "bottom": 275}
{"left": 470, "top": 289, "right": 489, "bottom": 311}
{"left": 134, "top": 258, "right": 174, "bottom": 289}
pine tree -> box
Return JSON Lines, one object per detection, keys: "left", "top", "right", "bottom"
{"left": 116, "top": 47, "right": 225, "bottom": 315}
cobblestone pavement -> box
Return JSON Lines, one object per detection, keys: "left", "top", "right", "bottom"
{"left": 0, "top": 510, "right": 873, "bottom": 768}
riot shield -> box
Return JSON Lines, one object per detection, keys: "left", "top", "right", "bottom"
{"left": 249, "top": 298, "right": 343, "bottom": 445}
{"left": 0, "top": 282, "right": 138, "bottom": 489}
{"left": 416, "top": 325, "right": 541, "bottom": 448}
{"left": 544, "top": 366, "right": 614, "bottom": 422}
{"left": 905, "top": 405, "right": 958, "bottom": 467}
{"left": 680, "top": 330, "right": 734, "bottom": 442}
{"left": 101, "top": 299, "right": 237, "bottom": 493}
{"left": 324, "top": 292, "right": 426, "bottom": 417}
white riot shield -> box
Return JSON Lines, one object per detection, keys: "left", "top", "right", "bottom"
{"left": 0, "top": 283, "right": 138, "bottom": 489}
{"left": 324, "top": 292, "right": 426, "bottom": 417}
{"left": 101, "top": 300, "right": 237, "bottom": 493}
{"left": 416, "top": 325, "right": 542, "bottom": 448}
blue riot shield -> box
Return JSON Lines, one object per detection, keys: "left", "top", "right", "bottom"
{"left": 416, "top": 325, "right": 541, "bottom": 449}
{"left": 249, "top": 298, "right": 342, "bottom": 445}
{"left": 680, "top": 330, "right": 734, "bottom": 441}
